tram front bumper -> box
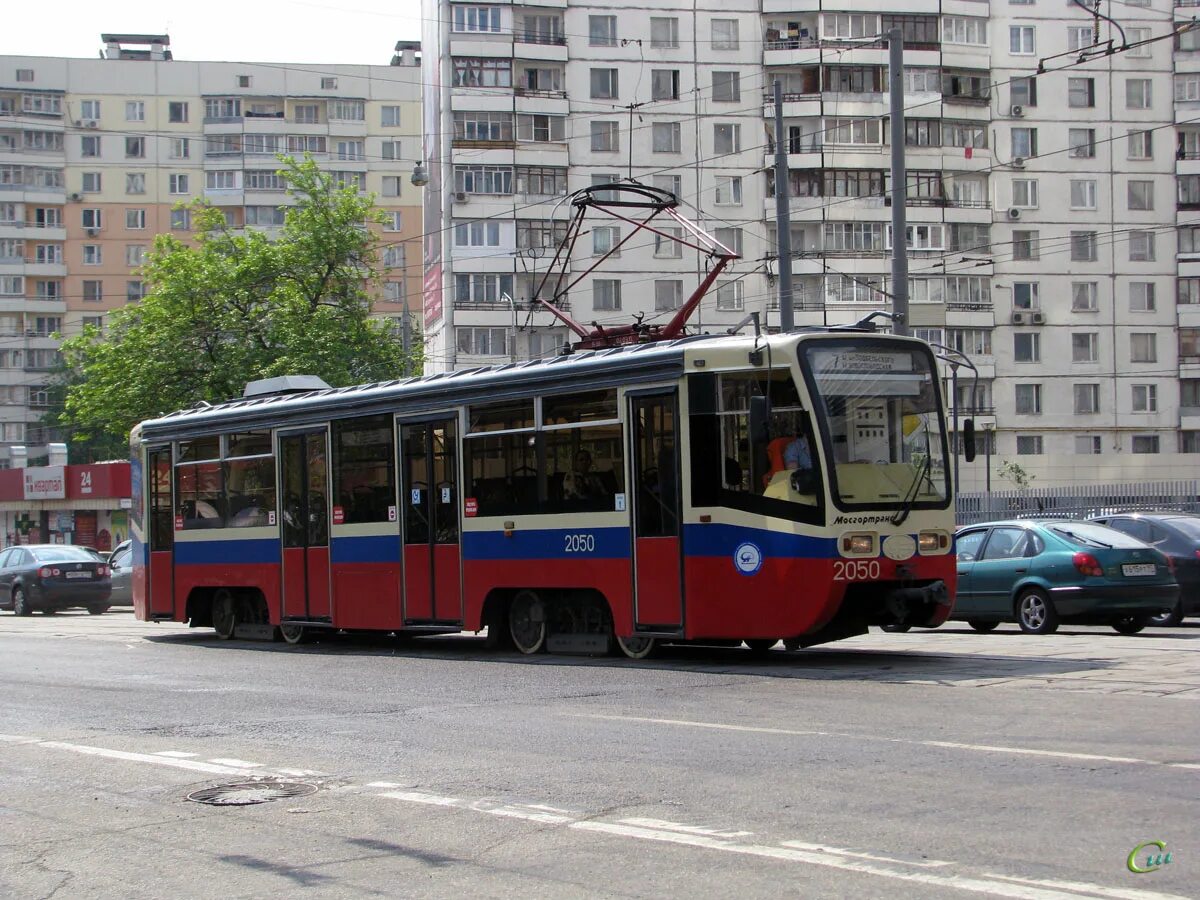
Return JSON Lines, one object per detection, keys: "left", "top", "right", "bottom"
{"left": 884, "top": 580, "right": 951, "bottom": 627}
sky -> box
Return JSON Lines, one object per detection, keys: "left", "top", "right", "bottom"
{"left": 2, "top": 0, "right": 423, "bottom": 65}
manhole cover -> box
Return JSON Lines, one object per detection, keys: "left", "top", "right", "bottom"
{"left": 187, "top": 779, "right": 318, "bottom": 806}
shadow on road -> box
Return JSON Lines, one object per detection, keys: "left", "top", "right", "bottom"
{"left": 130, "top": 624, "right": 1166, "bottom": 684}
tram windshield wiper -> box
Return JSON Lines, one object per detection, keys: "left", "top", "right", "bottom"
{"left": 890, "top": 454, "right": 931, "bottom": 527}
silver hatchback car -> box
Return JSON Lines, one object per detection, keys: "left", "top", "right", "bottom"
{"left": 106, "top": 540, "right": 133, "bottom": 606}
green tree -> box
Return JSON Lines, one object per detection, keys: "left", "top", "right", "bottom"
{"left": 996, "top": 460, "right": 1035, "bottom": 491}
{"left": 56, "top": 156, "right": 419, "bottom": 456}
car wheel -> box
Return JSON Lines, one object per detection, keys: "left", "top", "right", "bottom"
{"left": 881, "top": 623, "right": 911, "bottom": 633}
{"left": 1112, "top": 616, "right": 1148, "bottom": 635}
{"left": 967, "top": 620, "right": 999, "bottom": 633}
{"left": 1147, "top": 601, "right": 1183, "bottom": 628}
{"left": 1016, "top": 588, "right": 1059, "bottom": 635}
{"left": 12, "top": 586, "right": 31, "bottom": 617}
{"left": 87, "top": 605, "right": 109, "bottom": 616}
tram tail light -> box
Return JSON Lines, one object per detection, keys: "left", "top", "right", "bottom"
{"left": 1072, "top": 552, "right": 1104, "bottom": 577}
{"left": 841, "top": 533, "right": 875, "bottom": 555}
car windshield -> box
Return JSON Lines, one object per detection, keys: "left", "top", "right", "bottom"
{"left": 30, "top": 547, "right": 100, "bottom": 562}
{"left": 1049, "top": 523, "right": 1147, "bottom": 549}
{"left": 800, "top": 340, "right": 949, "bottom": 509}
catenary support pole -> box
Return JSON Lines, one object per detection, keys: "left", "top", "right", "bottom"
{"left": 888, "top": 29, "right": 909, "bottom": 336}
{"left": 773, "top": 79, "right": 794, "bottom": 332}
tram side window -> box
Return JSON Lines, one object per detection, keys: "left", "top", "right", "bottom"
{"left": 688, "top": 371, "right": 822, "bottom": 524}
{"left": 466, "top": 430, "right": 540, "bottom": 517}
{"left": 224, "top": 456, "right": 275, "bottom": 527}
{"left": 543, "top": 389, "right": 623, "bottom": 513}
{"left": 176, "top": 461, "right": 225, "bottom": 529}
{"left": 149, "top": 451, "right": 174, "bottom": 550}
{"left": 333, "top": 415, "right": 396, "bottom": 523}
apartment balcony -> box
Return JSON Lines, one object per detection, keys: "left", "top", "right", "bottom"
{"left": 1182, "top": 407, "right": 1200, "bottom": 429}
{"left": 514, "top": 92, "right": 568, "bottom": 117}
{"left": 449, "top": 36, "right": 517, "bottom": 59}
{"left": 512, "top": 37, "right": 568, "bottom": 63}
{"left": 763, "top": 95, "right": 821, "bottom": 120}
{"left": 0, "top": 222, "right": 66, "bottom": 242}
{"left": 22, "top": 262, "right": 67, "bottom": 278}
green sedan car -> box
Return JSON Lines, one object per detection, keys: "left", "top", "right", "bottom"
{"left": 952, "top": 520, "right": 1178, "bottom": 634}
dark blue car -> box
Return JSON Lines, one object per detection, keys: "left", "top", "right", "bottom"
{"left": 952, "top": 520, "right": 1178, "bottom": 634}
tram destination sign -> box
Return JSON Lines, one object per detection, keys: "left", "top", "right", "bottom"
{"left": 811, "top": 350, "right": 914, "bottom": 373}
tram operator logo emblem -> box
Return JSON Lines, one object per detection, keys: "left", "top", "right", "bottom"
{"left": 734, "top": 542, "right": 763, "bottom": 576}
{"left": 1127, "top": 841, "right": 1173, "bottom": 874}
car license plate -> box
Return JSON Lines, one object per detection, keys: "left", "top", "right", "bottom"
{"left": 1122, "top": 564, "right": 1156, "bottom": 577}
{"left": 65, "top": 571, "right": 92, "bottom": 579}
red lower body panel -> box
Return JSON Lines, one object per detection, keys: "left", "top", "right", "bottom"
{"left": 633, "top": 537, "right": 682, "bottom": 628}
{"left": 332, "top": 563, "right": 402, "bottom": 630}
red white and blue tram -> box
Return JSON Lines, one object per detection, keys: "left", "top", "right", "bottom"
{"left": 131, "top": 329, "right": 957, "bottom": 657}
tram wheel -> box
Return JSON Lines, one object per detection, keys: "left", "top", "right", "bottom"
{"left": 615, "top": 634, "right": 657, "bottom": 660}
{"left": 782, "top": 638, "right": 802, "bottom": 652}
{"left": 279, "top": 622, "right": 308, "bottom": 645}
{"left": 509, "top": 590, "right": 547, "bottom": 655}
{"left": 212, "top": 589, "right": 237, "bottom": 640}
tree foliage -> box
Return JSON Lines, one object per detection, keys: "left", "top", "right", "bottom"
{"left": 57, "top": 156, "right": 419, "bottom": 455}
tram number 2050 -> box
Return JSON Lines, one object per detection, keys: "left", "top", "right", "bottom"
{"left": 564, "top": 533, "right": 596, "bottom": 553}
{"left": 833, "top": 559, "right": 881, "bottom": 581}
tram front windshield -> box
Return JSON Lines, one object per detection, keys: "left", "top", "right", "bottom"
{"left": 800, "top": 342, "right": 950, "bottom": 510}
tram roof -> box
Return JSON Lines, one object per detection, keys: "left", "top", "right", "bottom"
{"left": 139, "top": 334, "right": 712, "bottom": 441}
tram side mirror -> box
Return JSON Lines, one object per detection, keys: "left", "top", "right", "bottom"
{"left": 749, "top": 396, "right": 771, "bottom": 445}
{"left": 962, "top": 419, "right": 977, "bottom": 463}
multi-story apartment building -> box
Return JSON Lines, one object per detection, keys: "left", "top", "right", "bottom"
{"left": 421, "top": 0, "right": 1200, "bottom": 488}
{"left": 0, "top": 35, "right": 423, "bottom": 464}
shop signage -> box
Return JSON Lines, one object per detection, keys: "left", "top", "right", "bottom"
{"left": 24, "top": 466, "right": 66, "bottom": 500}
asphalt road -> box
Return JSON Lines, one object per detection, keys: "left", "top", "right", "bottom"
{"left": 0, "top": 611, "right": 1196, "bottom": 899}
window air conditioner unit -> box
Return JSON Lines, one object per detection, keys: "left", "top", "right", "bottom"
{"left": 68, "top": 192, "right": 81, "bottom": 202}
{"left": 1009, "top": 105, "right": 1024, "bottom": 117}
{"left": 1007, "top": 207, "right": 1021, "bottom": 220}
{"left": 1031, "top": 312, "right": 1046, "bottom": 325}
{"left": 454, "top": 191, "right": 468, "bottom": 203}
{"left": 1012, "top": 157, "right": 1026, "bottom": 169}
{"left": 86, "top": 120, "right": 98, "bottom": 129}
{"left": 85, "top": 227, "right": 98, "bottom": 237}
{"left": 1012, "top": 311, "right": 1032, "bottom": 325}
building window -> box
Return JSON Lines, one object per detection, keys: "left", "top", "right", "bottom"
{"left": 1184, "top": 328, "right": 1200, "bottom": 359}
{"left": 1015, "top": 383, "right": 1042, "bottom": 415}
{"left": 1014, "top": 332, "right": 1040, "bottom": 363}
{"left": 593, "top": 279, "right": 621, "bottom": 311}
{"left": 712, "top": 72, "right": 740, "bottom": 102}
{"left": 653, "top": 122, "right": 681, "bottom": 153}
{"left": 1067, "top": 26, "right": 1094, "bottom": 52}
{"left": 81, "top": 172, "right": 101, "bottom": 193}
{"left": 1011, "top": 179, "right": 1038, "bottom": 208}
{"left": 1069, "top": 179, "right": 1097, "bottom": 210}
{"left": 170, "top": 137, "right": 190, "bottom": 159}
{"left": 82, "top": 244, "right": 101, "bottom": 265}
{"left": 16, "top": 68, "right": 34, "bottom": 82}
{"left": 329, "top": 100, "right": 364, "bottom": 121}
{"left": 81, "top": 208, "right": 103, "bottom": 230}
{"left": 168, "top": 173, "right": 189, "bottom": 194}
{"left": 126, "top": 244, "right": 147, "bottom": 266}
{"left": 589, "top": 15, "right": 617, "bottom": 46}
{"left": 714, "top": 281, "right": 744, "bottom": 311}
{"left": 711, "top": 19, "right": 739, "bottom": 50}
{"left": 1013, "top": 282, "right": 1039, "bottom": 310}
{"left": 1132, "top": 384, "right": 1158, "bottom": 413}
{"left": 1070, "top": 231, "right": 1097, "bottom": 262}
{"left": 1069, "top": 128, "right": 1096, "bottom": 158}
{"left": 1129, "top": 231, "right": 1155, "bottom": 261}
{"left": 454, "top": 273, "right": 512, "bottom": 304}
{"left": 382, "top": 176, "right": 402, "bottom": 197}
{"left": 1131, "top": 435, "right": 1160, "bottom": 454}
{"left": 1180, "top": 278, "right": 1200, "bottom": 305}
{"left": 1012, "top": 230, "right": 1039, "bottom": 260}
{"left": 1130, "top": 333, "right": 1157, "bottom": 363}
{"left": 293, "top": 104, "right": 319, "bottom": 124}
{"left": 650, "top": 17, "right": 679, "bottom": 49}
{"left": 1016, "top": 435, "right": 1043, "bottom": 455}
{"left": 127, "top": 281, "right": 145, "bottom": 302}
{"left": 1074, "top": 384, "right": 1100, "bottom": 415}
{"left": 381, "top": 105, "right": 401, "bottom": 127}
{"left": 1011, "top": 77, "right": 1037, "bottom": 108}
{"left": 1009, "top": 26, "right": 1035, "bottom": 55}
{"left": 125, "top": 136, "right": 144, "bottom": 158}
{"left": 453, "top": 220, "right": 501, "bottom": 247}
{"left": 1126, "top": 79, "right": 1152, "bottom": 110}
{"left": 590, "top": 69, "right": 618, "bottom": 99}
{"left": 1067, "top": 78, "right": 1094, "bottom": 108}
{"left": 168, "top": 101, "right": 188, "bottom": 123}
{"left": 714, "top": 175, "right": 742, "bottom": 205}
{"left": 1072, "top": 332, "right": 1099, "bottom": 363}
{"left": 714, "top": 227, "right": 743, "bottom": 257}
{"left": 942, "top": 17, "right": 988, "bottom": 46}
{"left": 592, "top": 225, "right": 620, "bottom": 256}
{"left": 81, "top": 136, "right": 100, "bottom": 157}
{"left": 125, "top": 209, "right": 146, "bottom": 230}
{"left": 82, "top": 280, "right": 103, "bottom": 302}
{"left": 126, "top": 172, "right": 146, "bottom": 194}
{"left": 170, "top": 208, "right": 191, "bottom": 230}
{"left": 516, "top": 114, "right": 565, "bottom": 143}
{"left": 1128, "top": 130, "right": 1153, "bottom": 160}
{"left": 652, "top": 70, "right": 680, "bottom": 101}
{"left": 1011, "top": 128, "right": 1036, "bottom": 158}
{"left": 1075, "top": 435, "right": 1102, "bottom": 455}
{"left": 1129, "top": 282, "right": 1156, "bottom": 312}
{"left": 1072, "top": 282, "right": 1098, "bottom": 311}
{"left": 1127, "top": 181, "right": 1154, "bottom": 211}
{"left": 1182, "top": 432, "right": 1200, "bottom": 453}
{"left": 591, "top": 121, "right": 618, "bottom": 152}
{"left": 654, "top": 227, "right": 683, "bottom": 258}
{"left": 125, "top": 100, "right": 145, "bottom": 122}
{"left": 654, "top": 279, "right": 683, "bottom": 311}
{"left": 321, "top": 77, "right": 337, "bottom": 90}
{"left": 713, "top": 123, "right": 740, "bottom": 155}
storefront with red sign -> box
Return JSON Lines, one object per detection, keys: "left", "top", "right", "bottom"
{"left": 0, "top": 462, "right": 132, "bottom": 550}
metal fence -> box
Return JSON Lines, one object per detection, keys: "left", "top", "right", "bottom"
{"left": 956, "top": 481, "right": 1200, "bottom": 526}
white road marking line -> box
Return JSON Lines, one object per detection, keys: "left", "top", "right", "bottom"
{"left": 277, "top": 768, "right": 325, "bottom": 777}
{"left": 618, "top": 817, "right": 754, "bottom": 839}
{"left": 366, "top": 781, "right": 406, "bottom": 788}
{"left": 207, "top": 758, "right": 263, "bottom": 768}
{"left": 381, "top": 790, "right": 1191, "bottom": 900}
{"left": 573, "top": 714, "right": 1200, "bottom": 771}
{"left": 153, "top": 751, "right": 200, "bottom": 758}
{"left": 779, "top": 840, "right": 952, "bottom": 868}
{"left": 36, "top": 741, "right": 266, "bottom": 776}
{"left": 0, "top": 734, "right": 40, "bottom": 744}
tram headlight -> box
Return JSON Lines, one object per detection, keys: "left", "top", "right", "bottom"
{"left": 918, "top": 530, "right": 950, "bottom": 554}
{"left": 840, "top": 533, "right": 875, "bottom": 556}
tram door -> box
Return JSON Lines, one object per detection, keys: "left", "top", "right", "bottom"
{"left": 147, "top": 447, "right": 175, "bottom": 619}
{"left": 628, "top": 391, "right": 684, "bottom": 630}
{"left": 279, "top": 430, "right": 332, "bottom": 620}
{"left": 399, "top": 418, "right": 462, "bottom": 623}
